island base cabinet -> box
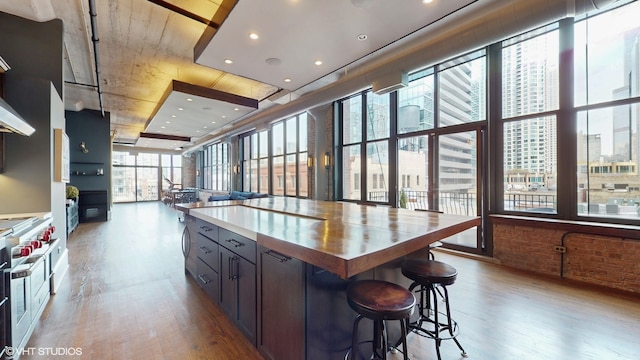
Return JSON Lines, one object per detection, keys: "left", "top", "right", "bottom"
{"left": 219, "top": 246, "right": 257, "bottom": 346}
{"left": 257, "top": 246, "right": 305, "bottom": 360}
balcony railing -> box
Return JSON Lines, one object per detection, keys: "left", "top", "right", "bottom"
{"left": 369, "top": 190, "right": 477, "bottom": 216}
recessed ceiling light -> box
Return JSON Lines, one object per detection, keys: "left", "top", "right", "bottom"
{"left": 422, "top": 0, "right": 433, "bottom": 3}
{"left": 224, "top": 59, "right": 233, "bottom": 64}
{"left": 357, "top": 34, "right": 368, "bottom": 41}
{"left": 161, "top": 126, "right": 166, "bottom": 129}
{"left": 314, "top": 60, "right": 323, "bottom": 66}
{"left": 178, "top": 107, "right": 183, "bottom": 111}
{"left": 186, "top": 98, "right": 193, "bottom": 102}
{"left": 211, "top": 121, "right": 216, "bottom": 124}
{"left": 171, "top": 114, "right": 176, "bottom": 118}
{"left": 284, "top": 78, "right": 292, "bottom": 82}
{"left": 234, "top": 108, "right": 239, "bottom": 111}
{"left": 165, "top": 121, "right": 171, "bottom": 124}
{"left": 203, "top": 126, "right": 208, "bottom": 129}
{"left": 222, "top": 115, "right": 227, "bottom": 118}
{"left": 196, "top": 130, "right": 200, "bottom": 133}
{"left": 249, "top": 33, "right": 259, "bottom": 40}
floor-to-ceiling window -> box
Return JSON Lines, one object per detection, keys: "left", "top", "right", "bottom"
{"left": 339, "top": 49, "right": 487, "bottom": 252}
{"left": 273, "top": 114, "right": 309, "bottom": 197}
{"left": 202, "top": 142, "right": 230, "bottom": 192}
{"left": 335, "top": 0, "right": 640, "bottom": 256}
{"left": 241, "top": 131, "right": 269, "bottom": 193}
{"left": 340, "top": 91, "right": 392, "bottom": 203}
{"left": 113, "top": 151, "right": 180, "bottom": 203}
{"left": 501, "top": 24, "right": 559, "bottom": 214}
{"left": 574, "top": 1, "right": 640, "bottom": 220}
{"left": 238, "top": 112, "right": 308, "bottom": 197}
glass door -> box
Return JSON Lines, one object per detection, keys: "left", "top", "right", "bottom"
{"left": 436, "top": 129, "right": 483, "bottom": 251}
{"left": 136, "top": 167, "right": 159, "bottom": 201}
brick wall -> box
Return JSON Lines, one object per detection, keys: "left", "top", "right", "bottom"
{"left": 182, "top": 153, "right": 196, "bottom": 188}
{"left": 493, "top": 223, "right": 640, "bottom": 294}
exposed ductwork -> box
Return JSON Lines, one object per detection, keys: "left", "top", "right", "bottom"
{"left": 88, "top": 0, "right": 104, "bottom": 117}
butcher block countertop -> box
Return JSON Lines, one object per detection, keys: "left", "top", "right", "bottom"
{"left": 186, "top": 197, "right": 480, "bottom": 279}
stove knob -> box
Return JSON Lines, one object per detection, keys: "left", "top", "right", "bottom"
{"left": 38, "top": 231, "right": 51, "bottom": 241}
{"left": 20, "top": 246, "right": 32, "bottom": 256}
{"left": 49, "top": 225, "right": 56, "bottom": 233}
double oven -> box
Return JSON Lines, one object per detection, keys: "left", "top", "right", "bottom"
{"left": 0, "top": 214, "right": 55, "bottom": 359}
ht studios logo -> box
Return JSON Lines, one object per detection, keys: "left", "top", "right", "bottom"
{"left": 5, "top": 346, "right": 83, "bottom": 357}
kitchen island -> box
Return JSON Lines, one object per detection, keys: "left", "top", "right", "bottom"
{"left": 179, "top": 198, "right": 479, "bottom": 360}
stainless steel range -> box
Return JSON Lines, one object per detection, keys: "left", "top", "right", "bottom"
{"left": 0, "top": 213, "right": 57, "bottom": 360}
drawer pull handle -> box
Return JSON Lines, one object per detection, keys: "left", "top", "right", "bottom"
{"left": 226, "top": 239, "right": 244, "bottom": 248}
{"left": 198, "top": 274, "right": 211, "bottom": 284}
{"left": 199, "top": 226, "right": 212, "bottom": 232}
{"left": 265, "top": 250, "right": 290, "bottom": 262}
{"left": 199, "top": 246, "right": 211, "bottom": 254}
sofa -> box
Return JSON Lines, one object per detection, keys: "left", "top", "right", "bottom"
{"left": 208, "top": 190, "right": 269, "bottom": 202}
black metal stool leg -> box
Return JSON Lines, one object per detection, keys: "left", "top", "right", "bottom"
{"left": 442, "top": 287, "right": 468, "bottom": 358}
{"left": 431, "top": 285, "right": 443, "bottom": 360}
{"left": 348, "top": 314, "right": 364, "bottom": 360}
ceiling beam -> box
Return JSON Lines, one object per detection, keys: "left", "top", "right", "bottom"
{"left": 139, "top": 132, "right": 191, "bottom": 142}
{"left": 147, "top": 0, "right": 222, "bottom": 29}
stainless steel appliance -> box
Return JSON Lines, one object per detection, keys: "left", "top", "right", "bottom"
{"left": 0, "top": 214, "right": 55, "bottom": 359}
{"left": 0, "top": 230, "right": 9, "bottom": 359}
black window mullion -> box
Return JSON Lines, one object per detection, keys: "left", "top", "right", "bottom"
{"left": 557, "top": 17, "right": 576, "bottom": 218}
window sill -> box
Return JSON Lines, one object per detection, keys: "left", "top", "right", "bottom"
{"left": 490, "top": 215, "right": 640, "bottom": 240}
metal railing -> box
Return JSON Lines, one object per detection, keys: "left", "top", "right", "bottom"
{"left": 369, "top": 190, "right": 477, "bottom": 216}
{"left": 504, "top": 193, "right": 556, "bottom": 212}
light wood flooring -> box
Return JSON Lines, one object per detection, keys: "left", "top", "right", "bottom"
{"left": 23, "top": 202, "right": 640, "bottom": 360}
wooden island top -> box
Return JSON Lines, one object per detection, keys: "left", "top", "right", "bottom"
{"left": 183, "top": 197, "right": 480, "bottom": 279}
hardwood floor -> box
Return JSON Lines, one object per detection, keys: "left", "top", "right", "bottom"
{"left": 23, "top": 202, "right": 640, "bottom": 360}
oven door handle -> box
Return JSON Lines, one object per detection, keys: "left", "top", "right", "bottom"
{"left": 27, "top": 255, "right": 45, "bottom": 268}
{"left": 0, "top": 296, "right": 7, "bottom": 307}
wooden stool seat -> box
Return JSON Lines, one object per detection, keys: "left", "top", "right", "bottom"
{"left": 347, "top": 280, "right": 416, "bottom": 320}
{"left": 402, "top": 259, "right": 457, "bottom": 286}
{"left": 346, "top": 280, "right": 415, "bottom": 360}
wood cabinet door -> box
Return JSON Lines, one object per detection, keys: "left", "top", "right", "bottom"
{"left": 257, "top": 247, "right": 305, "bottom": 360}
{"left": 219, "top": 246, "right": 236, "bottom": 320}
{"left": 236, "top": 255, "right": 256, "bottom": 346}
{"left": 219, "top": 246, "right": 257, "bottom": 346}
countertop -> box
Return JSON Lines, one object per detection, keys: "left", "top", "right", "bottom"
{"left": 189, "top": 197, "right": 480, "bottom": 278}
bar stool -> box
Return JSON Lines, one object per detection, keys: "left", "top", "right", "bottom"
{"left": 401, "top": 259, "right": 467, "bottom": 360}
{"left": 346, "top": 280, "right": 416, "bottom": 360}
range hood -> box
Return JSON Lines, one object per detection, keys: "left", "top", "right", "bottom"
{"left": 0, "top": 96, "right": 35, "bottom": 136}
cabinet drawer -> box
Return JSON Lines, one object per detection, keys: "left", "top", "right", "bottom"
{"left": 219, "top": 228, "right": 256, "bottom": 264}
{"left": 196, "top": 218, "right": 218, "bottom": 241}
{"left": 197, "top": 233, "right": 219, "bottom": 272}
{"left": 196, "top": 259, "right": 219, "bottom": 303}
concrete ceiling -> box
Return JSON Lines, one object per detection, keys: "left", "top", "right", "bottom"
{"left": 0, "top": 0, "right": 478, "bottom": 152}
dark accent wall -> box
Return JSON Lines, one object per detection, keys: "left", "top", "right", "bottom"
{"left": 0, "top": 12, "right": 67, "bottom": 244}
{"left": 0, "top": 12, "right": 64, "bottom": 99}
{"left": 65, "top": 110, "right": 112, "bottom": 205}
